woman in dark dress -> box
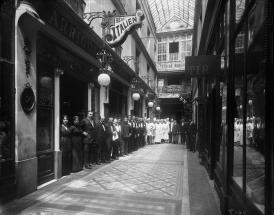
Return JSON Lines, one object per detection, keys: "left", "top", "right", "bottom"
{"left": 70, "top": 116, "right": 83, "bottom": 172}
{"left": 60, "top": 115, "right": 72, "bottom": 176}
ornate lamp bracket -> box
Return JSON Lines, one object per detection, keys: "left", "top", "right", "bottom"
{"left": 84, "top": 10, "right": 116, "bottom": 29}
{"left": 123, "top": 56, "right": 136, "bottom": 64}
{"left": 54, "top": 68, "right": 64, "bottom": 77}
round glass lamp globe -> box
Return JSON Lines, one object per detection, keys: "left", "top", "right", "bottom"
{"left": 40, "top": 76, "right": 52, "bottom": 89}
{"left": 98, "top": 73, "right": 110, "bottom": 86}
{"left": 132, "top": 93, "right": 140, "bottom": 101}
{"left": 148, "top": 101, "right": 154, "bottom": 108}
{"left": 156, "top": 106, "right": 160, "bottom": 111}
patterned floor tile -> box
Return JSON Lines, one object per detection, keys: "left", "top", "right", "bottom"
{"left": 2, "top": 144, "right": 188, "bottom": 215}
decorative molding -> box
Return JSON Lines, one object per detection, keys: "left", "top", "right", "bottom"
{"left": 88, "top": 82, "right": 95, "bottom": 88}
{"left": 23, "top": 38, "right": 31, "bottom": 77}
{"left": 54, "top": 68, "right": 64, "bottom": 77}
{"left": 123, "top": 56, "right": 136, "bottom": 64}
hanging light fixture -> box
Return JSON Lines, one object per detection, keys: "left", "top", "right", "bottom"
{"left": 131, "top": 76, "right": 141, "bottom": 101}
{"left": 156, "top": 106, "right": 161, "bottom": 111}
{"left": 148, "top": 101, "right": 154, "bottom": 107}
{"left": 98, "top": 72, "right": 111, "bottom": 86}
{"left": 132, "top": 92, "right": 141, "bottom": 101}
{"left": 96, "top": 48, "right": 113, "bottom": 87}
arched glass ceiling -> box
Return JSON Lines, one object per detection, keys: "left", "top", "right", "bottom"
{"left": 147, "top": 0, "right": 195, "bottom": 32}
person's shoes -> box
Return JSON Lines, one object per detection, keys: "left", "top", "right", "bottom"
{"left": 84, "top": 165, "right": 92, "bottom": 169}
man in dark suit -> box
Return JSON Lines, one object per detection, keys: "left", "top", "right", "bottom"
{"left": 121, "top": 116, "right": 130, "bottom": 155}
{"left": 80, "top": 111, "right": 96, "bottom": 169}
{"left": 104, "top": 117, "right": 113, "bottom": 162}
{"left": 96, "top": 117, "right": 107, "bottom": 163}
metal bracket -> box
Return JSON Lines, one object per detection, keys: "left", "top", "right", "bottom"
{"left": 84, "top": 10, "right": 116, "bottom": 28}
{"left": 123, "top": 56, "right": 136, "bottom": 64}
{"left": 0, "top": 57, "right": 14, "bottom": 64}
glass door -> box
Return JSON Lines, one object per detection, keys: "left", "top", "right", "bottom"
{"left": 36, "top": 36, "right": 55, "bottom": 185}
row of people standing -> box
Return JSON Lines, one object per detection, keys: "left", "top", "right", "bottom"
{"left": 172, "top": 119, "right": 197, "bottom": 152}
{"left": 145, "top": 118, "right": 197, "bottom": 151}
{"left": 60, "top": 112, "right": 148, "bottom": 176}
{"left": 145, "top": 119, "right": 170, "bottom": 144}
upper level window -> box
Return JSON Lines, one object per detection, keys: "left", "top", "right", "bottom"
{"left": 181, "top": 34, "right": 192, "bottom": 61}
{"left": 136, "top": 1, "right": 141, "bottom": 10}
{"left": 147, "top": 27, "right": 151, "bottom": 37}
{"left": 169, "top": 42, "right": 179, "bottom": 61}
{"left": 158, "top": 43, "right": 167, "bottom": 62}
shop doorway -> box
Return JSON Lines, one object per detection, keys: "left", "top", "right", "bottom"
{"left": 36, "top": 57, "right": 55, "bottom": 186}
{"left": 60, "top": 73, "right": 87, "bottom": 123}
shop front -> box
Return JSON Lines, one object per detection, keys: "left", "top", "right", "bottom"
{"left": 13, "top": 0, "right": 142, "bottom": 197}
{"left": 192, "top": 0, "right": 273, "bottom": 214}
{"left": 108, "top": 78, "right": 127, "bottom": 117}
{"left": 14, "top": 0, "right": 101, "bottom": 195}
{"left": 36, "top": 34, "right": 98, "bottom": 184}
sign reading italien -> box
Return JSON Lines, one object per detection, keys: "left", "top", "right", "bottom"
{"left": 106, "top": 10, "right": 145, "bottom": 47}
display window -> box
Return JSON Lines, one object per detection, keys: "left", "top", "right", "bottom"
{"left": 232, "top": 30, "right": 245, "bottom": 185}
{"left": 236, "top": 0, "right": 246, "bottom": 24}
{"left": 244, "top": 22, "right": 266, "bottom": 215}
{"left": 230, "top": 1, "right": 267, "bottom": 213}
{"left": 0, "top": 4, "right": 14, "bottom": 178}
{"left": 0, "top": 63, "right": 13, "bottom": 163}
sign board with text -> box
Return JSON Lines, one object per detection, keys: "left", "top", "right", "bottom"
{"left": 185, "top": 55, "right": 221, "bottom": 77}
{"left": 106, "top": 10, "right": 145, "bottom": 47}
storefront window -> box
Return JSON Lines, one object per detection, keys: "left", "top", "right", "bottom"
{"left": 247, "top": 1, "right": 265, "bottom": 47}
{"left": 236, "top": 0, "right": 246, "bottom": 24}
{"left": 245, "top": 24, "right": 266, "bottom": 215}
{"left": 0, "top": 8, "right": 14, "bottom": 164}
{"left": 0, "top": 65, "right": 13, "bottom": 162}
{"left": 233, "top": 30, "right": 245, "bottom": 186}
{"left": 218, "top": 81, "right": 227, "bottom": 169}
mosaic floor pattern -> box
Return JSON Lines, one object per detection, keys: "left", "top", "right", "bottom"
{"left": 1, "top": 144, "right": 189, "bottom": 215}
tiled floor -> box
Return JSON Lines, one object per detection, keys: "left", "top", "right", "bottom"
{"left": 0, "top": 144, "right": 221, "bottom": 215}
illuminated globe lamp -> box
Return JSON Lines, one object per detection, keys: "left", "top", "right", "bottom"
{"left": 132, "top": 92, "right": 140, "bottom": 101}
{"left": 96, "top": 48, "right": 112, "bottom": 87}
{"left": 148, "top": 101, "right": 154, "bottom": 108}
{"left": 131, "top": 76, "right": 141, "bottom": 101}
{"left": 156, "top": 106, "right": 161, "bottom": 111}
{"left": 98, "top": 71, "right": 110, "bottom": 86}
{"left": 40, "top": 76, "right": 53, "bottom": 89}
{"left": 248, "top": 99, "right": 253, "bottom": 105}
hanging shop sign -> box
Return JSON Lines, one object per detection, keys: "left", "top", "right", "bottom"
{"left": 185, "top": 55, "right": 221, "bottom": 77}
{"left": 106, "top": 10, "right": 145, "bottom": 47}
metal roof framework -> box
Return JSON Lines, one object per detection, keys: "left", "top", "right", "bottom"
{"left": 147, "top": 0, "right": 195, "bottom": 32}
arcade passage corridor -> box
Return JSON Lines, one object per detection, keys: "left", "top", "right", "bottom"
{"left": 0, "top": 144, "right": 220, "bottom": 215}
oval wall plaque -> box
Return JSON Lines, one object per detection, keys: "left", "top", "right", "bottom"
{"left": 20, "top": 84, "right": 35, "bottom": 114}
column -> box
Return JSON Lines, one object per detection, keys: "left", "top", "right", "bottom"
{"left": 88, "top": 82, "right": 93, "bottom": 111}
{"left": 127, "top": 88, "right": 133, "bottom": 116}
{"left": 99, "top": 86, "right": 108, "bottom": 118}
{"left": 54, "top": 69, "right": 62, "bottom": 179}
{"left": 142, "top": 96, "right": 146, "bottom": 118}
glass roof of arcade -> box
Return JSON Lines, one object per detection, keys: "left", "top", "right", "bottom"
{"left": 147, "top": 0, "right": 195, "bottom": 32}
